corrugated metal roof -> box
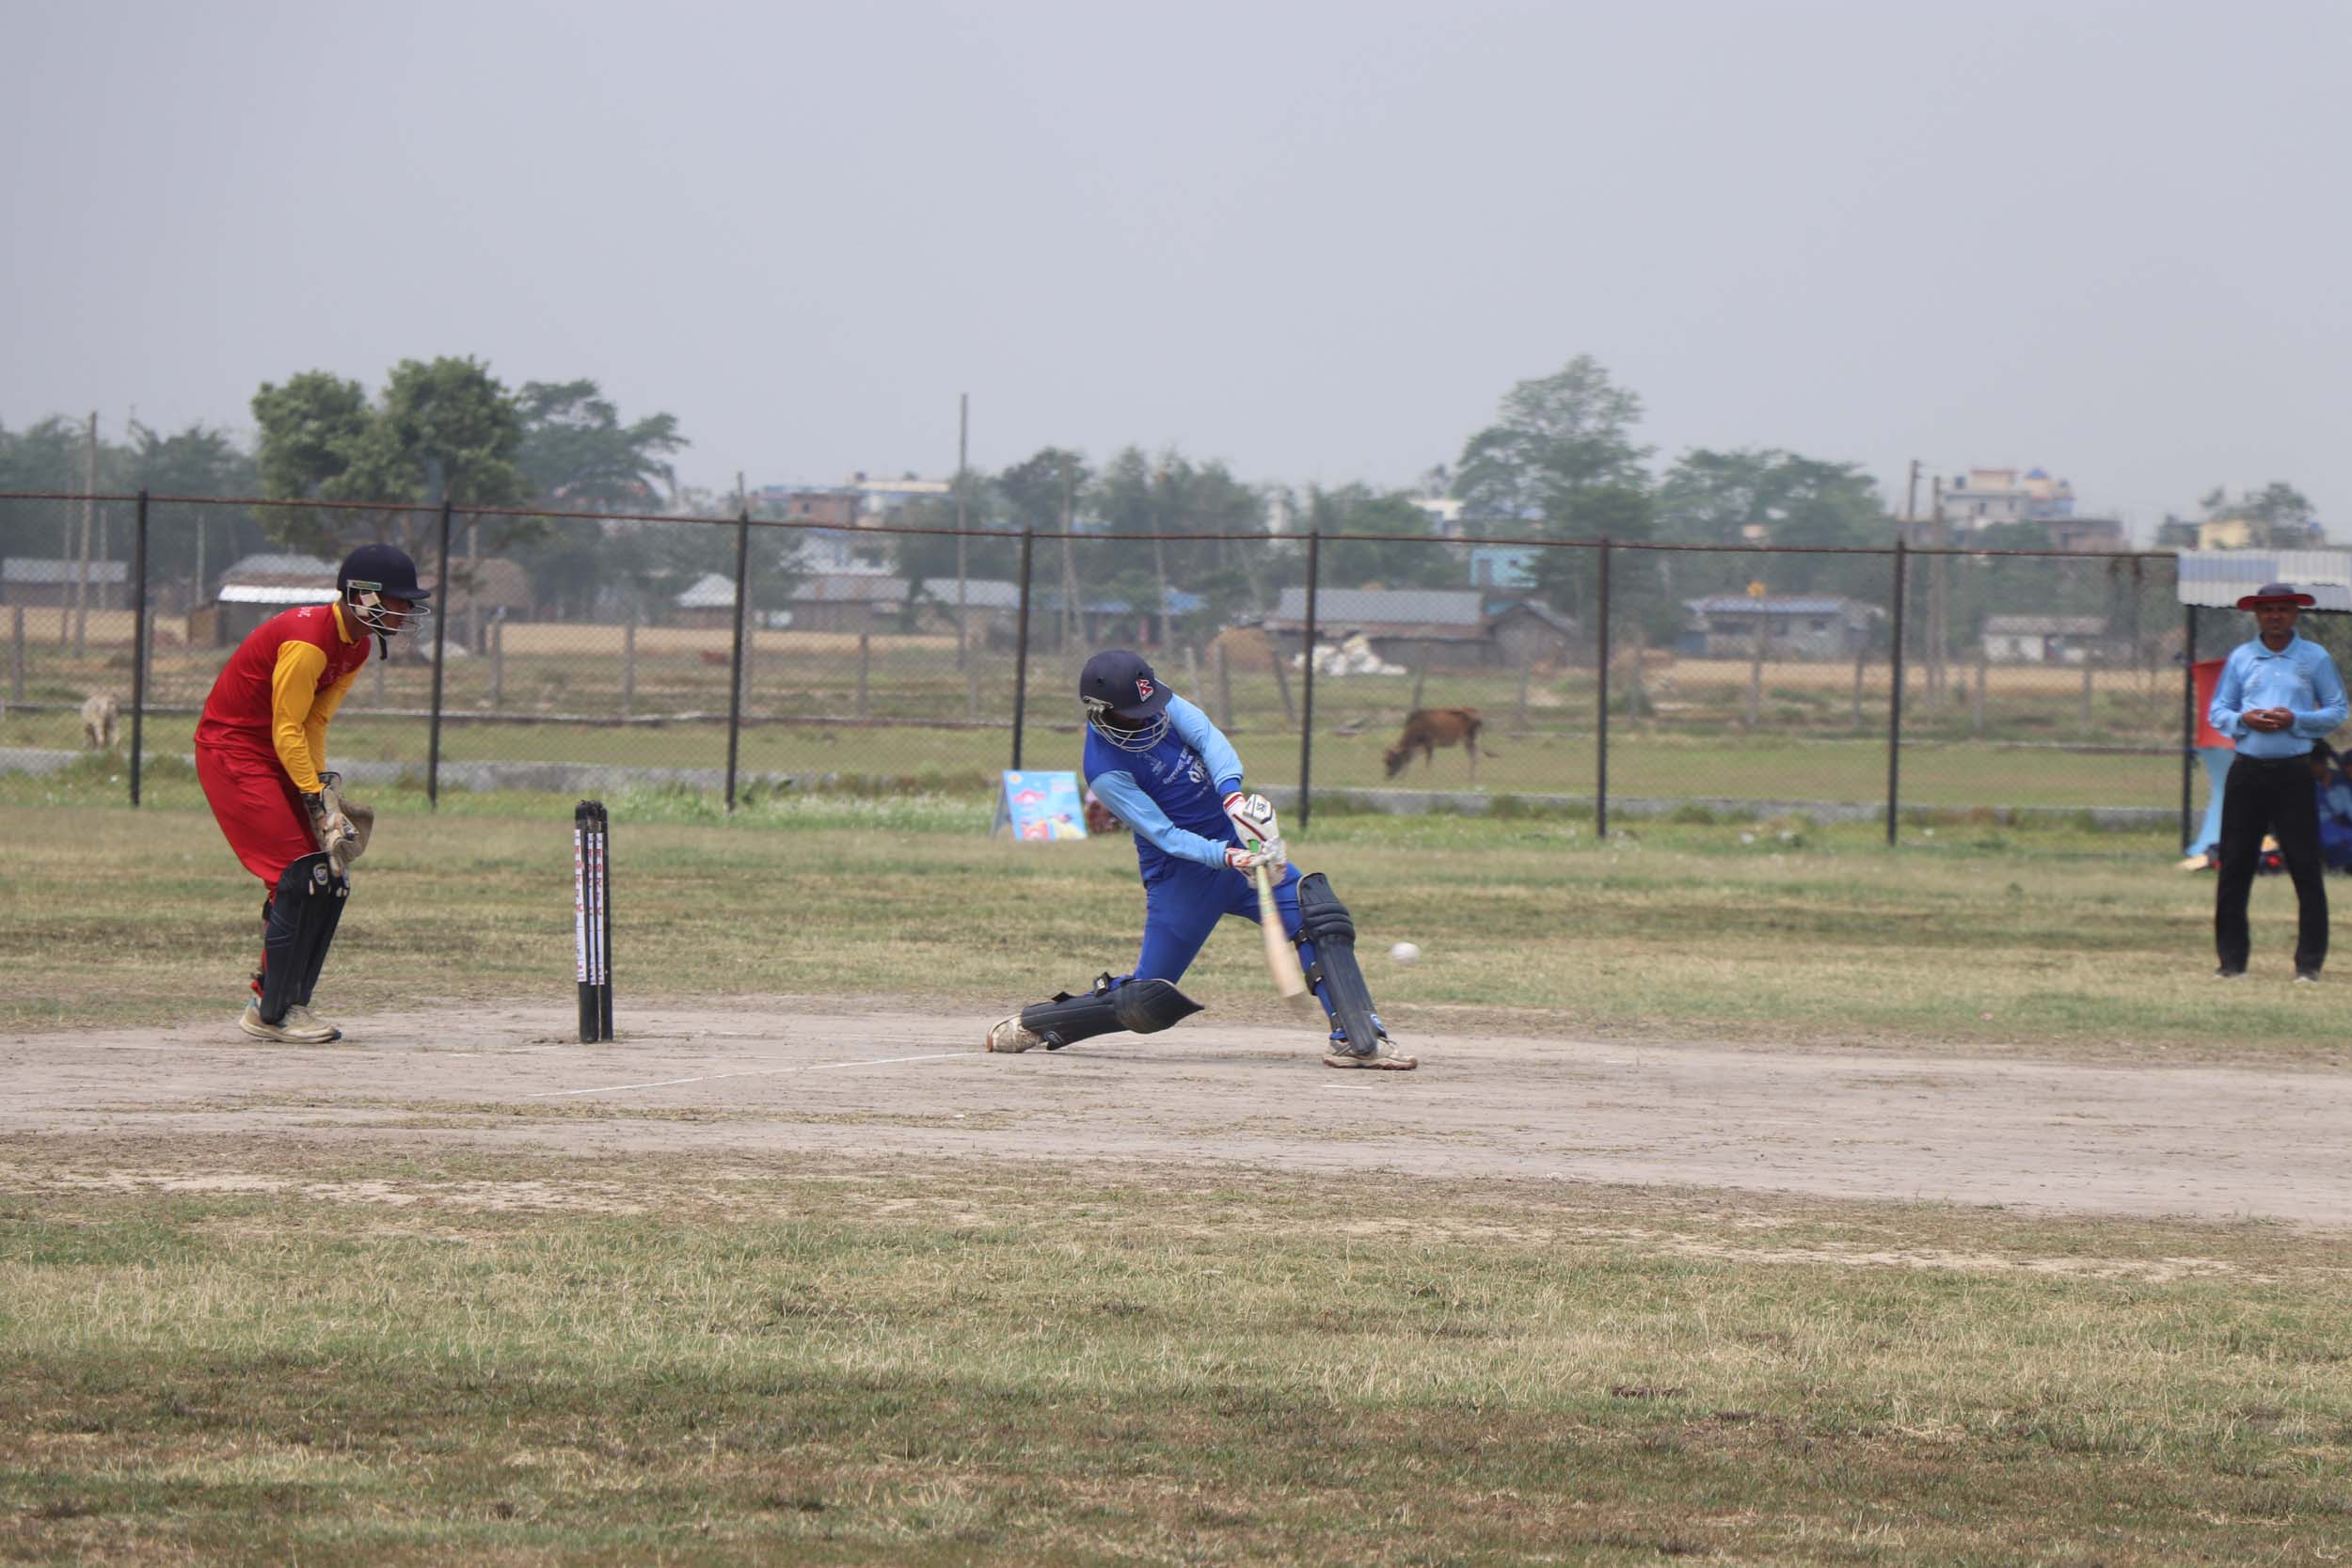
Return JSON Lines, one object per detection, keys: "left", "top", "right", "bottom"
{"left": 918, "top": 578, "right": 1022, "bottom": 609}
{"left": 1685, "top": 595, "right": 1857, "bottom": 616}
{"left": 795, "top": 575, "right": 909, "bottom": 605}
{"left": 3, "top": 558, "right": 130, "bottom": 584}
{"left": 217, "top": 585, "right": 339, "bottom": 606}
{"left": 2175, "top": 549, "right": 2352, "bottom": 610}
{"left": 219, "top": 553, "right": 339, "bottom": 581}
{"left": 1270, "top": 587, "right": 1485, "bottom": 626}
{"left": 1984, "top": 615, "right": 2107, "bottom": 636}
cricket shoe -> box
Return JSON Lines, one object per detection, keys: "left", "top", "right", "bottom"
{"left": 985, "top": 1014, "right": 1044, "bottom": 1053}
{"left": 282, "top": 1004, "right": 342, "bottom": 1041}
{"left": 1323, "top": 1036, "right": 1418, "bottom": 1071}
{"left": 239, "top": 1001, "right": 339, "bottom": 1045}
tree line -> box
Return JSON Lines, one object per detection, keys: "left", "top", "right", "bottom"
{"left": 0, "top": 352, "right": 2304, "bottom": 652}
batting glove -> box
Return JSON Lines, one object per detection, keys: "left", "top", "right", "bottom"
{"left": 1221, "top": 789, "right": 1279, "bottom": 848}
{"left": 1223, "top": 843, "right": 1274, "bottom": 875}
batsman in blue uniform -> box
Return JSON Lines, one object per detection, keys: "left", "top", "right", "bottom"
{"left": 987, "top": 648, "right": 1417, "bottom": 1069}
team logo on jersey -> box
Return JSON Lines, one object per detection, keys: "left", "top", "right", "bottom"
{"left": 1135, "top": 677, "right": 1153, "bottom": 701}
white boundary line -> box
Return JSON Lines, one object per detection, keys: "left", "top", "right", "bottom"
{"left": 526, "top": 1049, "right": 986, "bottom": 1099}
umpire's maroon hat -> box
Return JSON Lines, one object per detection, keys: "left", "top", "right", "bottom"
{"left": 2237, "top": 581, "right": 2316, "bottom": 609}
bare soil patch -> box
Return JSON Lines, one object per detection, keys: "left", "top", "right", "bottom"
{"left": 5, "top": 999, "right": 2344, "bottom": 1227}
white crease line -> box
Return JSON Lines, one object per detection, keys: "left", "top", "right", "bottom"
{"left": 527, "top": 1049, "right": 986, "bottom": 1099}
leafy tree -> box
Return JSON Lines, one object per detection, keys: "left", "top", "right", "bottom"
{"left": 1453, "top": 355, "right": 1652, "bottom": 535}
{"left": 252, "top": 358, "right": 524, "bottom": 558}
{"left": 127, "top": 420, "right": 266, "bottom": 590}
{"left": 1297, "top": 484, "right": 1464, "bottom": 592}
{"left": 996, "top": 447, "right": 1091, "bottom": 647}
{"left": 250, "top": 372, "right": 371, "bottom": 509}
{"left": 1654, "top": 449, "right": 1886, "bottom": 600}
{"left": 0, "top": 415, "right": 103, "bottom": 492}
{"left": 516, "top": 379, "right": 687, "bottom": 511}
{"left": 1524, "top": 484, "right": 1666, "bottom": 636}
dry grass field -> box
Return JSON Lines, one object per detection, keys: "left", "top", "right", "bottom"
{"left": 1, "top": 784, "right": 2346, "bottom": 1564}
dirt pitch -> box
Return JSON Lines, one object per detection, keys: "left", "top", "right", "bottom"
{"left": 4, "top": 1003, "right": 2344, "bottom": 1227}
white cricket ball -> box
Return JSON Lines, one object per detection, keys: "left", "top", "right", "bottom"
{"left": 1390, "top": 942, "right": 1421, "bottom": 965}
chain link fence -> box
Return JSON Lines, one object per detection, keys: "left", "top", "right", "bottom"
{"left": 0, "top": 490, "right": 2211, "bottom": 843}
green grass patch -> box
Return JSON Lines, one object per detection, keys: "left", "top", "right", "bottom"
{"left": 0, "top": 794, "right": 2339, "bottom": 1061}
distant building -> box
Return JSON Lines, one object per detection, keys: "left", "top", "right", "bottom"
{"left": 1981, "top": 615, "right": 2112, "bottom": 666}
{"left": 752, "top": 485, "right": 860, "bottom": 529}
{"left": 1261, "top": 586, "right": 1491, "bottom": 669}
{"left": 674, "top": 572, "right": 739, "bottom": 628}
{"left": 1486, "top": 600, "right": 1576, "bottom": 668}
{"left": 2195, "top": 512, "right": 2327, "bottom": 552}
{"left": 788, "top": 529, "right": 892, "bottom": 576}
{"left": 789, "top": 572, "right": 910, "bottom": 634}
{"left": 1679, "top": 594, "right": 1880, "bottom": 659}
{"left": 193, "top": 552, "right": 341, "bottom": 645}
{"left": 849, "top": 474, "right": 952, "bottom": 519}
{"left": 2047, "top": 516, "right": 2126, "bottom": 552}
{"left": 1467, "top": 546, "right": 1538, "bottom": 590}
{"left": 1408, "top": 496, "right": 1467, "bottom": 537}
{"left": 3, "top": 557, "right": 130, "bottom": 609}
{"left": 1943, "top": 467, "right": 2076, "bottom": 531}
{"left": 914, "top": 578, "right": 1022, "bottom": 644}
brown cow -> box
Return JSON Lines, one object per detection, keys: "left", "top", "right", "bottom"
{"left": 1382, "top": 706, "right": 1492, "bottom": 783}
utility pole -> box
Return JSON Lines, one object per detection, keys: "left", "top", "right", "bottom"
{"left": 72, "top": 412, "right": 97, "bottom": 654}
{"left": 1929, "top": 476, "right": 1948, "bottom": 702}
{"left": 955, "top": 391, "right": 970, "bottom": 670}
{"left": 1058, "top": 455, "right": 1079, "bottom": 650}
{"left": 1904, "top": 459, "right": 1921, "bottom": 531}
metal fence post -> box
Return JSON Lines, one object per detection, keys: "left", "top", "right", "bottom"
{"left": 426, "top": 499, "right": 453, "bottom": 809}
{"left": 1596, "top": 536, "right": 1611, "bottom": 839}
{"left": 1297, "top": 527, "right": 1321, "bottom": 834}
{"left": 129, "top": 489, "right": 150, "bottom": 807}
{"left": 723, "top": 506, "right": 751, "bottom": 812}
{"left": 1885, "top": 538, "right": 1908, "bottom": 847}
{"left": 1010, "top": 528, "right": 1035, "bottom": 771}
{"left": 2181, "top": 604, "right": 2197, "bottom": 851}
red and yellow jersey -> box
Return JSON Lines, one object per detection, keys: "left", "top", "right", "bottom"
{"left": 196, "top": 601, "right": 370, "bottom": 793}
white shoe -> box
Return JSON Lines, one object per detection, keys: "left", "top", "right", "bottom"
{"left": 986, "top": 1014, "right": 1044, "bottom": 1053}
{"left": 1323, "top": 1037, "right": 1418, "bottom": 1070}
{"left": 282, "top": 1004, "right": 342, "bottom": 1041}
{"left": 239, "top": 1001, "right": 338, "bottom": 1044}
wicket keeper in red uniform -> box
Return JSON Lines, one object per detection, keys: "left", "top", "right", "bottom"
{"left": 195, "top": 544, "right": 430, "bottom": 1042}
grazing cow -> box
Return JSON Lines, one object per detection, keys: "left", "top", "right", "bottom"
{"left": 1382, "top": 706, "right": 1492, "bottom": 783}
{"left": 81, "top": 691, "right": 119, "bottom": 751}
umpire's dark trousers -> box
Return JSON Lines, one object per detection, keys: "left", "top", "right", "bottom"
{"left": 2215, "top": 752, "right": 2328, "bottom": 974}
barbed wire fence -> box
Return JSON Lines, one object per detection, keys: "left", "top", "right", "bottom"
{"left": 0, "top": 490, "right": 2200, "bottom": 847}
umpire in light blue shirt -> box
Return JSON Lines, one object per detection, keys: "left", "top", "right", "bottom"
{"left": 2207, "top": 582, "right": 2349, "bottom": 980}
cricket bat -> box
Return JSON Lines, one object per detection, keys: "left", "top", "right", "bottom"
{"left": 1253, "top": 858, "right": 1316, "bottom": 1014}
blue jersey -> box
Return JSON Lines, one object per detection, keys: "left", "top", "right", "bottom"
{"left": 1083, "top": 693, "right": 1246, "bottom": 879}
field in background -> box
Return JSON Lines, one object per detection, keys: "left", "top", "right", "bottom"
{"left": 0, "top": 780, "right": 2328, "bottom": 1053}
{"left": 3, "top": 602, "right": 2205, "bottom": 820}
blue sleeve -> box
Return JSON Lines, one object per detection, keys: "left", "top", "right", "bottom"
{"left": 1166, "top": 694, "right": 1245, "bottom": 796}
{"left": 1089, "top": 767, "right": 1235, "bottom": 870}
{"left": 2209, "top": 649, "right": 2249, "bottom": 740}
{"left": 2294, "top": 648, "right": 2348, "bottom": 737}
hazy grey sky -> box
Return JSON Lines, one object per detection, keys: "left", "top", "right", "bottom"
{"left": 6, "top": 0, "right": 2347, "bottom": 537}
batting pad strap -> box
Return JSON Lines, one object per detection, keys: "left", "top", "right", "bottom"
{"left": 1020, "top": 974, "right": 1202, "bottom": 1049}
